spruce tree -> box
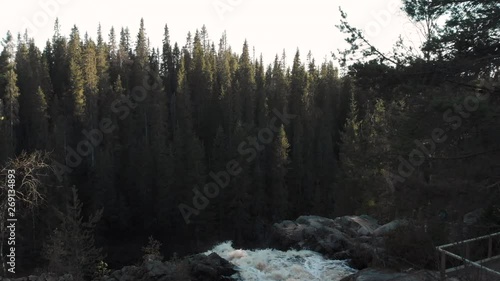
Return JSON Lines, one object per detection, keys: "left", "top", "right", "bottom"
{"left": 0, "top": 68, "right": 20, "bottom": 162}
{"left": 269, "top": 125, "right": 290, "bottom": 221}
{"left": 236, "top": 40, "right": 256, "bottom": 125}
{"left": 338, "top": 91, "right": 364, "bottom": 214}
{"left": 0, "top": 32, "right": 20, "bottom": 161}
{"left": 67, "top": 26, "right": 86, "bottom": 123}
{"left": 287, "top": 50, "right": 308, "bottom": 216}
{"left": 44, "top": 187, "right": 103, "bottom": 281}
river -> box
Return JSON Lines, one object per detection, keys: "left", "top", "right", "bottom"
{"left": 204, "top": 241, "right": 357, "bottom": 281}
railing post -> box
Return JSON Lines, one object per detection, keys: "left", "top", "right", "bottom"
{"left": 488, "top": 236, "right": 493, "bottom": 258}
{"left": 466, "top": 242, "right": 470, "bottom": 261}
{"left": 440, "top": 250, "right": 446, "bottom": 280}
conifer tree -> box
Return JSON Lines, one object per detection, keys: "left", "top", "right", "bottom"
{"left": 96, "top": 24, "right": 111, "bottom": 96}
{"left": 83, "top": 38, "right": 99, "bottom": 130}
{"left": 48, "top": 20, "right": 69, "bottom": 114}
{"left": 208, "top": 125, "right": 229, "bottom": 238}
{"left": 0, "top": 33, "right": 19, "bottom": 161}
{"left": 67, "top": 26, "right": 86, "bottom": 123}
{"left": 255, "top": 55, "right": 267, "bottom": 128}
{"left": 251, "top": 56, "right": 269, "bottom": 219}
{"left": 269, "top": 125, "right": 290, "bottom": 221}
{"left": 174, "top": 58, "right": 206, "bottom": 228}
{"left": 311, "top": 62, "right": 338, "bottom": 215}
{"left": 287, "top": 50, "right": 308, "bottom": 215}
{"left": 44, "top": 187, "right": 103, "bottom": 281}
{"left": 0, "top": 68, "right": 20, "bottom": 162}
{"left": 16, "top": 34, "right": 48, "bottom": 151}
{"left": 338, "top": 91, "right": 364, "bottom": 213}
{"left": 236, "top": 40, "right": 256, "bottom": 125}
{"left": 226, "top": 121, "right": 252, "bottom": 243}
{"left": 189, "top": 30, "right": 213, "bottom": 143}
{"left": 267, "top": 56, "right": 287, "bottom": 119}
{"left": 161, "top": 24, "right": 177, "bottom": 134}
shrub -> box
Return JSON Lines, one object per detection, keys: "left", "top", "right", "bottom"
{"left": 482, "top": 203, "right": 500, "bottom": 227}
{"left": 384, "top": 223, "right": 437, "bottom": 270}
{"left": 93, "top": 260, "right": 110, "bottom": 279}
{"left": 142, "top": 236, "right": 163, "bottom": 262}
{"left": 43, "top": 187, "right": 104, "bottom": 281}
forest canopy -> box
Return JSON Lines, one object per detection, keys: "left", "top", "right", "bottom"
{"left": 0, "top": 0, "right": 499, "bottom": 277}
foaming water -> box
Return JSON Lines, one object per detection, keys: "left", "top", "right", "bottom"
{"left": 204, "top": 241, "right": 357, "bottom": 281}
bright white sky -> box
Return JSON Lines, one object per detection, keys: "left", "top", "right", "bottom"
{"left": 1, "top": 0, "right": 424, "bottom": 66}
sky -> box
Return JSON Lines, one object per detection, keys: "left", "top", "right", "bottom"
{"left": 1, "top": 0, "right": 424, "bottom": 66}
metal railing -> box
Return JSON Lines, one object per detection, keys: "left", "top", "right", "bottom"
{"left": 436, "top": 232, "right": 500, "bottom": 280}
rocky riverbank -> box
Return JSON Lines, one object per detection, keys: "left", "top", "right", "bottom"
{"left": 269, "top": 215, "right": 408, "bottom": 269}
{"left": 0, "top": 253, "right": 236, "bottom": 281}
{"left": 2, "top": 215, "right": 461, "bottom": 281}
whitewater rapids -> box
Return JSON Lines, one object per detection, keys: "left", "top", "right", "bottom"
{"left": 204, "top": 241, "right": 357, "bottom": 281}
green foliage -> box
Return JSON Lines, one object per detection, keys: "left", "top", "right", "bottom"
{"left": 142, "top": 236, "right": 163, "bottom": 262}
{"left": 93, "top": 260, "right": 110, "bottom": 279}
{"left": 269, "top": 125, "right": 290, "bottom": 220}
{"left": 44, "top": 187, "right": 104, "bottom": 280}
{"left": 67, "top": 26, "right": 86, "bottom": 120}
{"left": 9, "top": 11, "right": 500, "bottom": 271}
{"left": 404, "top": 0, "right": 500, "bottom": 73}
{"left": 482, "top": 203, "right": 500, "bottom": 227}
{"left": 384, "top": 224, "right": 437, "bottom": 269}
{"left": 0, "top": 67, "right": 20, "bottom": 162}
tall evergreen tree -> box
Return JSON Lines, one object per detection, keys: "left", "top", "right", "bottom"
{"left": 235, "top": 40, "right": 256, "bottom": 125}
{"left": 269, "top": 125, "right": 290, "bottom": 221}
{"left": 287, "top": 50, "right": 308, "bottom": 215}
{"left": 67, "top": 26, "right": 86, "bottom": 123}
{"left": 0, "top": 68, "right": 20, "bottom": 162}
{"left": 16, "top": 38, "right": 49, "bottom": 150}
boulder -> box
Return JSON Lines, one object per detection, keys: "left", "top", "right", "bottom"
{"left": 7, "top": 253, "right": 237, "bottom": 281}
{"left": 143, "top": 260, "right": 173, "bottom": 278}
{"left": 97, "top": 253, "right": 237, "bottom": 281}
{"left": 333, "top": 215, "right": 379, "bottom": 236}
{"left": 270, "top": 215, "right": 390, "bottom": 269}
{"left": 1, "top": 274, "right": 73, "bottom": 281}
{"left": 270, "top": 215, "right": 418, "bottom": 270}
{"left": 463, "top": 208, "right": 484, "bottom": 225}
{"left": 373, "top": 219, "right": 408, "bottom": 236}
{"left": 272, "top": 215, "right": 353, "bottom": 255}
{"left": 187, "top": 253, "right": 238, "bottom": 281}
{"left": 340, "top": 268, "right": 407, "bottom": 281}
{"left": 107, "top": 265, "right": 143, "bottom": 281}
{"left": 340, "top": 268, "right": 445, "bottom": 281}
{"left": 33, "top": 273, "right": 58, "bottom": 281}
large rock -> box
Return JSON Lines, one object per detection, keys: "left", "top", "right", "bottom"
{"left": 270, "top": 215, "right": 395, "bottom": 269}
{"left": 100, "top": 253, "right": 237, "bottom": 281}
{"left": 187, "top": 253, "right": 238, "bottom": 281}
{"left": 341, "top": 268, "right": 450, "bottom": 281}
{"left": 1, "top": 274, "right": 73, "bottom": 281}
{"left": 373, "top": 219, "right": 408, "bottom": 236}
{"left": 106, "top": 265, "right": 144, "bottom": 281}
{"left": 340, "top": 268, "right": 407, "bottom": 281}
{"left": 463, "top": 208, "right": 484, "bottom": 225}
{"left": 333, "top": 215, "right": 380, "bottom": 237}
{"left": 272, "top": 215, "right": 353, "bottom": 254}
{"left": 143, "top": 260, "right": 174, "bottom": 279}
{"left": 6, "top": 253, "right": 237, "bottom": 281}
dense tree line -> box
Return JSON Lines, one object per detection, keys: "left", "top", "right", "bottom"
{"left": 0, "top": 20, "right": 349, "bottom": 271}
{"left": 336, "top": 0, "right": 500, "bottom": 223}
{"left": 1, "top": 0, "right": 499, "bottom": 276}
